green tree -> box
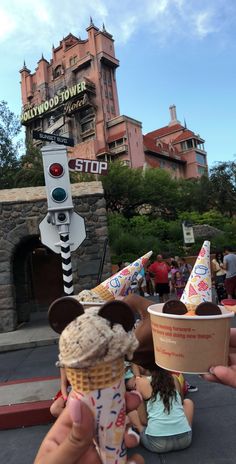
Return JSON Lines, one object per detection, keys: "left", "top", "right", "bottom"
{"left": 102, "top": 161, "right": 144, "bottom": 217}
{"left": 0, "top": 101, "right": 21, "bottom": 188}
{"left": 102, "top": 162, "right": 178, "bottom": 218}
{"left": 176, "top": 175, "right": 212, "bottom": 214}
{"left": 14, "top": 142, "right": 45, "bottom": 187}
{"left": 209, "top": 161, "right": 236, "bottom": 217}
{"left": 142, "top": 168, "right": 178, "bottom": 219}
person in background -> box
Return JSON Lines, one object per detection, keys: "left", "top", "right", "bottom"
{"left": 145, "top": 268, "right": 154, "bottom": 296}
{"left": 137, "top": 263, "right": 150, "bottom": 297}
{"left": 169, "top": 260, "right": 179, "bottom": 296}
{"left": 148, "top": 254, "right": 170, "bottom": 303}
{"left": 128, "top": 364, "right": 194, "bottom": 454}
{"left": 173, "top": 270, "right": 185, "bottom": 300}
{"left": 211, "top": 251, "right": 227, "bottom": 303}
{"left": 178, "top": 258, "right": 192, "bottom": 285}
{"left": 222, "top": 246, "right": 236, "bottom": 299}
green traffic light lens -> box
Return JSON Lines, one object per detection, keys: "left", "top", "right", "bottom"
{"left": 51, "top": 187, "right": 67, "bottom": 202}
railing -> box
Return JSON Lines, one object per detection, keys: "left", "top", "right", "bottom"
{"left": 109, "top": 144, "right": 128, "bottom": 154}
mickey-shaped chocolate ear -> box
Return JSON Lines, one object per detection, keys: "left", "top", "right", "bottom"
{"left": 163, "top": 300, "right": 187, "bottom": 315}
{"left": 48, "top": 296, "right": 84, "bottom": 334}
{"left": 98, "top": 301, "right": 135, "bottom": 332}
{"left": 195, "top": 302, "right": 221, "bottom": 316}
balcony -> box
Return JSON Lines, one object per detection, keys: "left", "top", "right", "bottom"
{"left": 109, "top": 144, "right": 128, "bottom": 154}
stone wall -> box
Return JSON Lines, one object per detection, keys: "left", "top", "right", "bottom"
{"left": 0, "top": 181, "right": 111, "bottom": 332}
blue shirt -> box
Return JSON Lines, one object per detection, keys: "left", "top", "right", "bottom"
{"left": 145, "top": 391, "right": 191, "bottom": 437}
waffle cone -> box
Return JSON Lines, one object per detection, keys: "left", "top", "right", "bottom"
{"left": 65, "top": 357, "right": 124, "bottom": 394}
{"left": 92, "top": 285, "right": 115, "bottom": 302}
{"left": 92, "top": 251, "right": 153, "bottom": 300}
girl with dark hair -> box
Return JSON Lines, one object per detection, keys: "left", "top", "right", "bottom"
{"left": 128, "top": 365, "right": 194, "bottom": 453}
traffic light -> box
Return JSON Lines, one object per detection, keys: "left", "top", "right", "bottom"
{"left": 41, "top": 144, "right": 73, "bottom": 225}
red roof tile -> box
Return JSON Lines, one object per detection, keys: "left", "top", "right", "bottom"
{"left": 173, "top": 130, "right": 204, "bottom": 143}
{"left": 146, "top": 124, "right": 184, "bottom": 138}
{"left": 143, "top": 135, "right": 179, "bottom": 157}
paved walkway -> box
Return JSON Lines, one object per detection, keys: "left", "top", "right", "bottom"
{"left": 0, "top": 316, "right": 59, "bottom": 353}
{"left": 0, "top": 315, "right": 59, "bottom": 429}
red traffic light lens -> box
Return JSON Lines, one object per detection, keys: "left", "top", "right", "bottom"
{"left": 49, "top": 163, "right": 64, "bottom": 177}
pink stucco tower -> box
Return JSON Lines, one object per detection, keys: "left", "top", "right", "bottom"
{"left": 20, "top": 19, "right": 145, "bottom": 168}
{"left": 20, "top": 21, "right": 207, "bottom": 177}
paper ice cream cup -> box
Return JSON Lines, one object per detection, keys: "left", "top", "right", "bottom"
{"left": 181, "top": 241, "right": 212, "bottom": 306}
{"left": 92, "top": 251, "right": 153, "bottom": 300}
{"left": 148, "top": 303, "right": 234, "bottom": 374}
{"left": 65, "top": 357, "right": 124, "bottom": 394}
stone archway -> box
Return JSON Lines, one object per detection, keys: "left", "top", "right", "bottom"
{"left": 13, "top": 236, "right": 64, "bottom": 324}
{"left": 0, "top": 182, "right": 111, "bottom": 332}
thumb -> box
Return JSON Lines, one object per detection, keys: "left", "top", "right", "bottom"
{"left": 47, "top": 398, "right": 98, "bottom": 464}
{"left": 209, "top": 366, "right": 236, "bottom": 388}
{"left": 68, "top": 396, "right": 94, "bottom": 443}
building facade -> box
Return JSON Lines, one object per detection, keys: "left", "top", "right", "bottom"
{"left": 20, "top": 20, "right": 207, "bottom": 178}
{"left": 144, "top": 105, "right": 207, "bottom": 178}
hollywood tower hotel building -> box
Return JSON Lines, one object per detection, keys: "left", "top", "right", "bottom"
{"left": 20, "top": 19, "right": 208, "bottom": 178}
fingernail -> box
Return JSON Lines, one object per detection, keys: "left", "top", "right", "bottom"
{"left": 68, "top": 396, "right": 82, "bottom": 424}
{"left": 209, "top": 367, "right": 215, "bottom": 374}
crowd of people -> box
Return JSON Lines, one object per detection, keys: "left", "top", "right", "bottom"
{"left": 212, "top": 246, "right": 236, "bottom": 302}
{"left": 128, "top": 254, "right": 192, "bottom": 303}
{"left": 128, "top": 245, "right": 236, "bottom": 304}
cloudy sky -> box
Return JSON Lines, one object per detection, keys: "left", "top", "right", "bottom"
{"left": 0, "top": 0, "right": 235, "bottom": 166}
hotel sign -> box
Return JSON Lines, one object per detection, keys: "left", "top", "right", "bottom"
{"left": 64, "top": 93, "right": 89, "bottom": 115}
{"left": 21, "top": 81, "right": 87, "bottom": 123}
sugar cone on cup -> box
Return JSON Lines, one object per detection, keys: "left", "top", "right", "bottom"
{"left": 181, "top": 240, "right": 212, "bottom": 308}
{"left": 92, "top": 250, "right": 153, "bottom": 301}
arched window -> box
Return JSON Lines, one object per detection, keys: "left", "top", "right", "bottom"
{"left": 156, "top": 140, "right": 163, "bottom": 149}
{"left": 54, "top": 65, "right": 62, "bottom": 78}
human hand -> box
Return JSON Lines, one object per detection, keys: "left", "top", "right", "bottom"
{"left": 34, "top": 391, "right": 145, "bottom": 464}
{"left": 203, "top": 328, "right": 236, "bottom": 388}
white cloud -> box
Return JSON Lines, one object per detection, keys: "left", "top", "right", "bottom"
{"left": 0, "top": 0, "right": 234, "bottom": 52}
{"left": 0, "top": 7, "right": 16, "bottom": 40}
{"left": 194, "top": 10, "right": 217, "bottom": 38}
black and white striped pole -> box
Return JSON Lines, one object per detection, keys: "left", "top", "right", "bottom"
{"left": 59, "top": 230, "right": 74, "bottom": 295}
